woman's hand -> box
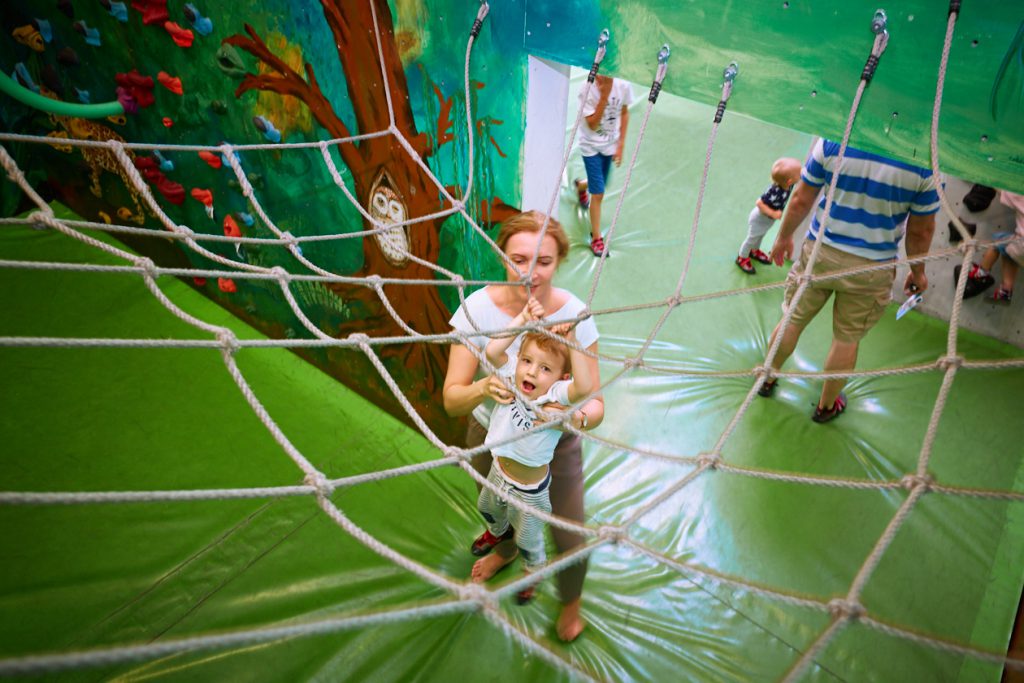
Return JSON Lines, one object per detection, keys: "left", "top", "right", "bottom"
{"left": 480, "top": 375, "right": 514, "bottom": 404}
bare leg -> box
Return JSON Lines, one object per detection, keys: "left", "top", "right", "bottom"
{"left": 999, "top": 253, "right": 1019, "bottom": 291}
{"left": 981, "top": 246, "right": 1001, "bottom": 272}
{"left": 549, "top": 434, "right": 587, "bottom": 641}
{"left": 471, "top": 550, "right": 518, "bottom": 582}
{"left": 767, "top": 319, "right": 805, "bottom": 372}
{"left": 819, "top": 338, "right": 859, "bottom": 409}
{"left": 467, "top": 421, "right": 518, "bottom": 561}
{"left": 589, "top": 193, "right": 604, "bottom": 243}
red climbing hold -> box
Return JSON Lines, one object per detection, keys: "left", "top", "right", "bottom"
{"left": 164, "top": 21, "right": 194, "bottom": 48}
{"left": 157, "top": 71, "right": 183, "bottom": 95}
{"left": 156, "top": 177, "right": 185, "bottom": 205}
{"left": 114, "top": 70, "right": 155, "bottom": 108}
{"left": 198, "top": 150, "right": 222, "bottom": 169}
{"left": 162, "top": 117, "right": 173, "bottom": 127}
{"left": 130, "top": 0, "right": 169, "bottom": 26}
{"left": 190, "top": 188, "right": 213, "bottom": 206}
{"left": 217, "top": 278, "right": 237, "bottom": 293}
{"left": 223, "top": 214, "right": 241, "bottom": 238}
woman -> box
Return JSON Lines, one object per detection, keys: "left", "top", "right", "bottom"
{"left": 443, "top": 211, "right": 603, "bottom": 642}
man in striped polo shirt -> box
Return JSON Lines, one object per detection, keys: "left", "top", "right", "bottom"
{"left": 762, "top": 138, "right": 939, "bottom": 422}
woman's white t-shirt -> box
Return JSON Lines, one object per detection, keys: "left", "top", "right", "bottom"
{"left": 449, "top": 286, "right": 599, "bottom": 428}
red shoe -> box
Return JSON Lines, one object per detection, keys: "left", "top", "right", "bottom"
{"left": 574, "top": 178, "right": 589, "bottom": 209}
{"left": 590, "top": 237, "right": 609, "bottom": 257}
{"left": 516, "top": 584, "right": 536, "bottom": 605}
{"left": 812, "top": 393, "right": 847, "bottom": 423}
{"left": 749, "top": 249, "right": 771, "bottom": 265}
{"left": 735, "top": 255, "right": 755, "bottom": 274}
{"left": 470, "top": 527, "right": 513, "bottom": 557}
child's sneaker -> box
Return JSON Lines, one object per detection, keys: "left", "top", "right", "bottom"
{"left": 470, "top": 527, "right": 514, "bottom": 557}
{"left": 574, "top": 178, "right": 589, "bottom": 209}
{"left": 812, "top": 393, "right": 847, "bottom": 423}
{"left": 590, "top": 237, "right": 609, "bottom": 257}
{"left": 953, "top": 263, "right": 995, "bottom": 299}
{"left": 749, "top": 249, "right": 771, "bottom": 265}
{"left": 991, "top": 287, "right": 1012, "bottom": 304}
{"left": 735, "top": 255, "right": 755, "bottom": 274}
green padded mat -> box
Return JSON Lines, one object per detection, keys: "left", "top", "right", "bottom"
{"left": 2, "top": 85, "right": 1024, "bottom": 682}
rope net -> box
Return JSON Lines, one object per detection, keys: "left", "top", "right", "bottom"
{"left": 0, "top": 3, "right": 1021, "bottom": 681}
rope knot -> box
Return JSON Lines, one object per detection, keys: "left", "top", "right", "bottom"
{"left": 365, "top": 274, "right": 383, "bottom": 289}
{"left": 623, "top": 356, "right": 643, "bottom": 370}
{"left": 797, "top": 273, "right": 813, "bottom": 285}
{"left": 280, "top": 231, "right": 298, "bottom": 247}
{"left": 598, "top": 525, "right": 625, "bottom": 543}
{"left": 938, "top": 355, "right": 963, "bottom": 371}
{"left": 753, "top": 365, "right": 772, "bottom": 379}
{"left": 666, "top": 295, "right": 682, "bottom": 308}
{"left": 134, "top": 257, "right": 158, "bottom": 279}
{"left": 444, "top": 446, "right": 468, "bottom": 461}
{"left": 347, "top": 332, "right": 371, "bottom": 346}
{"left": 216, "top": 329, "right": 240, "bottom": 355}
{"left": 106, "top": 139, "right": 125, "bottom": 152}
{"left": 304, "top": 471, "right": 334, "bottom": 498}
{"left": 270, "top": 265, "right": 290, "bottom": 283}
{"left": 698, "top": 453, "right": 721, "bottom": 470}
{"left": 28, "top": 209, "right": 54, "bottom": 228}
{"left": 457, "top": 582, "right": 492, "bottom": 606}
{"left": 900, "top": 474, "right": 933, "bottom": 492}
{"left": 827, "top": 599, "right": 865, "bottom": 620}
{"left": 176, "top": 225, "right": 195, "bottom": 238}
{"left": 451, "top": 200, "right": 465, "bottom": 213}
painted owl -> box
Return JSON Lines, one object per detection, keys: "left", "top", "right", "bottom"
{"left": 367, "top": 169, "right": 410, "bottom": 267}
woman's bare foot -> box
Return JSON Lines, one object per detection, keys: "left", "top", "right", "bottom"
{"left": 556, "top": 598, "right": 585, "bottom": 641}
{"left": 471, "top": 550, "right": 518, "bottom": 583}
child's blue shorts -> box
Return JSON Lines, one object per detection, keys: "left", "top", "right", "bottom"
{"left": 582, "top": 153, "right": 613, "bottom": 195}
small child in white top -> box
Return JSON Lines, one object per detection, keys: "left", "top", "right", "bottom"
{"left": 472, "top": 297, "right": 594, "bottom": 604}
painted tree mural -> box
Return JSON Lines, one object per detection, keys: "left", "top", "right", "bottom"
{"left": 224, "top": 0, "right": 517, "bottom": 437}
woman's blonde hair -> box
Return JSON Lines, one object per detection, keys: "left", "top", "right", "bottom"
{"left": 495, "top": 211, "right": 570, "bottom": 261}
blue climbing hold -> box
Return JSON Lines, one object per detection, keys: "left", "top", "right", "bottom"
{"left": 252, "top": 115, "right": 281, "bottom": 143}
{"left": 106, "top": 1, "right": 129, "bottom": 22}
{"left": 13, "top": 63, "right": 39, "bottom": 93}
{"left": 184, "top": 4, "right": 214, "bottom": 36}
{"left": 153, "top": 149, "right": 175, "bottom": 172}
{"left": 34, "top": 19, "right": 53, "bottom": 43}
{"left": 74, "top": 87, "right": 91, "bottom": 103}
{"left": 238, "top": 212, "right": 255, "bottom": 226}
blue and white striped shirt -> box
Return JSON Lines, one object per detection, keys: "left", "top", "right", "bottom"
{"left": 803, "top": 139, "right": 940, "bottom": 260}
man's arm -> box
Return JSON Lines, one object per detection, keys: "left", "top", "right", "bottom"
{"left": 584, "top": 79, "right": 612, "bottom": 130}
{"left": 770, "top": 180, "right": 819, "bottom": 265}
{"left": 903, "top": 212, "right": 936, "bottom": 294}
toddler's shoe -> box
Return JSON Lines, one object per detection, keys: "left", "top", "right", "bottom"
{"left": 953, "top": 263, "right": 995, "bottom": 299}
{"left": 991, "top": 287, "right": 1012, "bottom": 304}
{"left": 574, "top": 178, "right": 590, "bottom": 209}
{"left": 590, "top": 237, "right": 609, "bottom": 257}
{"left": 735, "top": 255, "right": 755, "bottom": 274}
{"left": 470, "top": 527, "right": 514, "bottom": 557}
{"left": 749, "top": 249, "right": 771, "bottom": 265}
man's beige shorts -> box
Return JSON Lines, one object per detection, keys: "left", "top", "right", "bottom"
{"left": 782, "top": 239, "right": 895, "bottom": 343}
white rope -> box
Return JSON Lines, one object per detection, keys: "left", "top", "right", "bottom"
{"left": 0, "top": 4, "right": 1021, "bottom": 681}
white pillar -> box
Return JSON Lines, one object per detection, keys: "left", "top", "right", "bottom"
{"left": 521, "top": 56, "right": 570, "bottom": 213}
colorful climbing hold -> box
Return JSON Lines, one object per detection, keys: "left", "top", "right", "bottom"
{"left": 13, "top": 64, "right": 39, "bottom": 93}
{"left": 252, "top": 115, "right": 281, "bottom": 143}
{"left": 238, "top": 212, "right": 254, "bottom": 226}
{"left": 74, "top": 87, "right": 91, "bottom": 104}
{"left": 198, "top": 150, "right": 222, "bottom": 169}
{"left": 193, "top": 277, "right": 207, "bottom": 286}
{"left": 223, "top": 214, "right": 241, "bottom": 238}
{"left": 156, "top": 71, "right": 183, "bottom": 95}
{"left": 102, "top": 1, "right": 129, "bottom": 22}
{"left": 190, "top": 187, "right": 214, "bottom": 219}
{"left": 57, "top": 47, "right": 80, "bottom": 66}
{"left": 73, "top": 21, "right": 102, "bottom": 47}
{"left": 183, "top": 3, "right": 213, "bottom": 36}
{"left": 132, "top": 0, "right": 170, "bottom": 26}
{"left": 215, "top": 44, "right": 247, "bottom": 79}
{"left": 14, "top": 25, "right": 45, "bottom": 52}
{"left": 217, "top": 277, "right": 237, "bottom": 293}
{"left": 153, "top": 149, "right": 174, "bottom": 172}
{"left": 115, "top": 70, "right": 155, "bottom": 108}
{"left": 116, "top": 87, "right": 138, "bottom": 115}
{"left": 34, "top": 19, "right": 53, "bottom": 43}
{"left": 162, "top": 117, "right": 173, "bottom": 127}
{"left": 164, "top": 22, "right": 194, "bottom": 48}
